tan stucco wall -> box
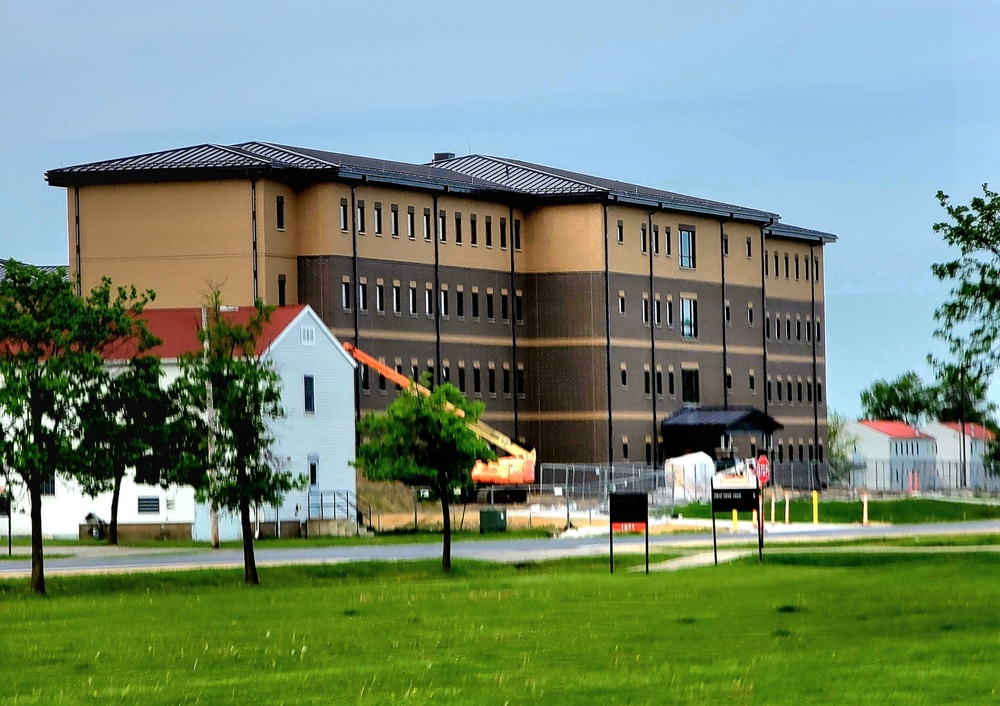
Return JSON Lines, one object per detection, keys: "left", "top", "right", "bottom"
{"left": 74, "top": 180, "right": 255, "bottom": 308}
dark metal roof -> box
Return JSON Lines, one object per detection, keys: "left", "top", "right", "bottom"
{"left": 661, "top": 406, "right": 784, "bottom": 434}
{"left": 765, "top": 222, "right": 838, "bottom": 243}
{"left": 46, "top": 143, "right": 837, "bottom": 240}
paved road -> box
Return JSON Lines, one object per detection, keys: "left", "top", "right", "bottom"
{"left": 1, "top": 519, "right": 998, "bottom": 578}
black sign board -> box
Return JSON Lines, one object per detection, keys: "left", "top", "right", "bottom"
{"left": 711, "top": 487, "right": 759, "bottom": 513}
{"left": 609, "top": 493, "right": 649, "bottom": 575}
{"left": 710, "top": 477, "right": 763, "bottom": 565}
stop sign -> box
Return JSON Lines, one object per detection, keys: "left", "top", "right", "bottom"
{"left": 756, "top": 455, "right": 770, "bottom": 486}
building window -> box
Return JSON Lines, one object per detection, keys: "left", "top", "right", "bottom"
{"left": 666, "top": 298, "right": 674, "bottom": 327}
{"left": 618, "top": 291, "right": 626, "bottom": 316}
{"left": 644, "top": 366, "right": 651, "bottom": 396}
{"left": 277, "top": 274, "right": 286, "bottom": 307}
{"left": 308, "top": 457, "right": 318, "bottom": 486}
{"left": 620, "top": 364, "right": 627, "bottom": 388}
{"left": 340, "top": 199, "right": 349, "bottom": 231}
{"left": 785, "top": 318, "right": 792, "bottom": 340}
{"left": 680, "top": 297, "right": 698, "bottom": 338}
{"left": 816, "top": 320, "right": 822, "bottom": 342}
{"left": 138, "top": 496, "right": 160, "bottom": 514}
{"left": 786, "top": 379, "right": 793, "bottom": 401}
{"left": 357, "top": 201, "right": 366, "bottom": 233}
{"left": 515, "top": 291, "right": 524, "bottom": 322}
{"left": 766, "top": 378, "right": 773, "bottom": 402}
{"left": 622, "top": 437, "right": 629, "bottom": 460}
{"left": 486, "top": 290, "right": 495, "bottom": 321}
{"left": 470, "top": 215, "right": 478, "bottom": 246}
{"left": 765, "top": 315, "right": 771, "bottom": 339}
{"left": 488, "top": 366, "right": 496, "bottom": 395}
{"left": 641, "top": 224, "right": 648, "bottom": 254}
{"left": 722, "top": 232, "right": 729, "bottom": 256}
{"left": 456, "top": 289, "right": 465, "bottom": 318}
{"left": 500, "top": 218, "right": 508, "bottom": 249}
{"left": 455, "top": 213, "right": 462, "bottom": 244}
{"left": 726, "top": 369, "right": 733, "bottom": 390}
{"left": 642, "top": 293, "right": 650, "bottom": 325}
{"left": 797, "top": 380, "right": 803, "bottom": 402}
{"left": 472, "top": 290, "right": 480, "bottom": 319}
{"left": 817, "top": 381, "right": 823, "bottom": 403}
{"left": 425, "top": 285, "right": 433, "bottom": 316}
{"left": 652, "top": 225, "right": 660, "bottom": 255}
{"left": 749, "top": 371, "right": 755, "bottom": 392}
{"left": 276, "top": 196, "right": 285, "bottom": 231}
{"left": 458, "top": 364, "right": 467, "bottom": 393}
{"left": 408, "top": 284, "right": 417, "bottom": 316}
{"left": 796, "top": 319, "right": 802, "bottom": 340}
{"left": 764, "top": 250, "right": 769, "bottom": 276}
{"left": 390, "top": 204, "right": 399, "bottom": 237}
{"left": 501, "top": 289, "right": 509, "bottom": 321}
{"left": 304, "top": 375, "right": 315, "bottom": 413}
{"left": 679, "top": 229, "right": 696, "bottom": 268}
{"left": 514, "top": 219, "right": 522, "bottom": 250}
{"left": 423, "top": 209, "right": 431, "bottom": 241}
{"left": 681, "top": 368, "right": 700, "bottom": 404}
{"left": 807, "top": 380, "right": 813, "bottom": 403}
{"left": 502, "top": 364, "right": 511, "bottom": 396}
{"left": 664, "top": 227, "right": 671, "bottom": 256}
{"left": 516, "top": 364, "right": 525, "bottom": 397}
{"left": 392, "top": 284, "right": 401, "bottom": 315}
{"left": 485, "top": 216, "right": 493, "bottom": 247}
{"left": 794, "top": 254, "right": 800, "bottom": 280}
{"left": 654, "top": 295, "right": 662, "bottom": 327}
{"left": 776, "top": 379, "right": 783, "bottom": 402}
{"left": 473, "top": 364, "right": 482, "bottom": 395}
{"left": 358, "top": 281, "right": 368, "bottom": 312}
{"left": 442, "top": 363, "right": 450, "bottom": 383}
{"left": 814, "top": 257, "right": 820, "bottom": 281}
{"left": 341, "top": 280, "right": 351, "bottom": 311}
{"left": 439, "top": 289, "right": 449, "bottom": 318}
{"left": 438, "top": 210, "right": 447, "bottom": 243}
{"left": 300, "top": 325, "right": 316, "bottom": 346}
{"left": 375, "top": 283, "right": 385, "bottom": 314}
{"left": 746, "top": 236, "right": 752, "bottom": 258}
{"left": 775, "top": 314, "right": 781, "bottom": 340}
{"left": 805, "top": 256, "right": 811, "bottom": 280}
{"left": 656, "top": 367, "right": 664, "bottom": 397}
{"left": 784, "top": 253, "right": 790, "bottom": 279}
{"left": 724, "top": 300, "right": 731, "bottom": 325}
{"left": 378, "top": 362, "right": 387, "bottom": 392}
{"left": 748, "top": 303, "right": 754, "bottom": 326}
{"left": 617, "top": 220, "right": 624, "bottom": 244}
{"left": 668, "top": 369, "right": 675, "bottom": 396}
{"left": 773, "top": 251, "right": 780, "bottom": 279}
{"left": 407, "top": 206, "right": 415, "bottom": 239}
{"left": 373, "top": 202, "right": 383, "bottom": 235}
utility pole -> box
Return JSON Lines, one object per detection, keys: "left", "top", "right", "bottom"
{"left": 203, "top": 306, "right": 220, "bottom": 549}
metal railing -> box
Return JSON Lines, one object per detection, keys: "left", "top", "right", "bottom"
{"left": 828, "top": 459, "right": 1000, "bottom": 495}
{"left": 306, "top": 490, "right": 375, "bottom": 532}
{"left": 536, "top": 463, "right": 676, "bottom": 510}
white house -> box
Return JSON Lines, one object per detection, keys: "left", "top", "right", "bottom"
{"left": 845, "top": 420, "right": 938, "bottom": 491}
{"left": 1, "top": 304, "right": 357, "bottom": 540}
{"left": 920, "top": 421, "right": 996, "bottom": 490}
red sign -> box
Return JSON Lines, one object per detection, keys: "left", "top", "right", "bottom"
{"left": 756, "top": 455, "right": 770, "bottom": 486}
{"left": 612, "top": 522, "right": 647, "bottom": 533}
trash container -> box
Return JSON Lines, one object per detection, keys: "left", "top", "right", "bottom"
{"left": 84, "top": 513, "right": 105, "bottom": 540}
{"left": 479, "top": 507, "right": 507, "bottom": 533}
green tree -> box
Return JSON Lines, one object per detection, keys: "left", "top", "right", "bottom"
{"left": 826, "top": 410, "right": 856, "bottom": 483}
{"left": 77, "top": 355, "right": 207, "bottom": 545}
{"left": 0, "top": 262, "right": 153, "bottom": 593}
{"left": 859, "top": 371, "right": 935, "bottom": 425}
{"left": 355, "top": 379, "right": 494, "bottom": 572}
{"left": 181, "top": 292, "right": 299, "bottom": 585}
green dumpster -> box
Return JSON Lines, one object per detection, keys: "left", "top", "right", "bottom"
{"left": 479, "top": 507, "right": 507, "bottom": 533}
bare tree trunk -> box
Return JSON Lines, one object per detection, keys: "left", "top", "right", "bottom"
{"left": 29, "top": 480, "right": 44, "bottom": 594}
{"left": 440, "top": 491, "right": 451, "bottom": 573}
{"left": 108, "top": 472, "right": 122, "bottom": 545}
{"left": 238, "top": 467, "right": 259, "bottom": 585}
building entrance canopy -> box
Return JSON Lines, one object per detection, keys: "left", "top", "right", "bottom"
{"left": 660, "top": 406, "right": 783, "bottom": 461}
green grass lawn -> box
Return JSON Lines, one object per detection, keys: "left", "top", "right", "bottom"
{"left": 2, "top": 551, "right": 1000, "bottom": 704}
{"left": 670, "top": 497, "right": 1000, "bottom": 524}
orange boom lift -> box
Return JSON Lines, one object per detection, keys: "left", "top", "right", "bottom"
{"left": 343, "top": 342, "right": 536, "bottom": 484}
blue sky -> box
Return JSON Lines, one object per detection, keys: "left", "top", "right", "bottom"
{"left": 1, "top": 0, "right": 997, "bottom": 418}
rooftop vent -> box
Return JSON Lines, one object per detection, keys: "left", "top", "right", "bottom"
{"left": 433, "top": 152, "right": 456, "bottom": 163}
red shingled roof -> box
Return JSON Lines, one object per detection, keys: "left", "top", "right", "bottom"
{"left": 940, "top": 421, "right": 995, "bottom": 441}
{"left": 858, "top": 420, "right": 927, "bottom": 439}
{"left": 102, "top": 305, "right": 306, "bottom": 360}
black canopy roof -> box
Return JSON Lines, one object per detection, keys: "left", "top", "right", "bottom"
{"left": 660, "top": 406, "right": 783, "bottom": 459}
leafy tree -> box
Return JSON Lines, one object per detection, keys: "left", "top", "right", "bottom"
{"left": 826, "top": 410, "right": 856, "bottom": 483}
{"left": 930, "top": 359, "right": 995, "bottom": 427}
{"left": 181, "top": 292, "right": 300, "bottom": 585}
{"left": 859, "top": 372, "right": 935, "bottom": 425}
{"left": 931, "top": 184, "right": 1000, "bottom": 380}
{"left": 355, "top": 379, "right": 494, "bottom": 572}
{"left": 77, "top": 355, "right": 206, "bottom": 545}
{"left": 0, "top": 262, "right": 153, "bottom": 593}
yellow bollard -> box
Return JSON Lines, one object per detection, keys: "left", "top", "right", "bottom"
{"left": 732, "top": 509, "right": 739, "bottom": 533}
{"left": 784, "top": 492, "right": 790, "bottom": 524}
{"left": 812, "top": 490, "right": 819, "bottom": 524}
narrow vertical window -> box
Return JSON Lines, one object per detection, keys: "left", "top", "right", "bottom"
{"left": 621, "top": 363, "right": 628, "bottom": 388}
{"left": 277, "top": 274, "right": 286, "bottom": 307}
{"left": 500, "top": 218, "right": 508, "bottom": 249}
{"left": 642, "top": 293, "right": 650, "bottom": 325}
{"left": 784, "top": 253, "right": 790, "bottom": 279}
{"left": 502, "top": 364, "right": 511, "bottom": 395}
{"left": 681, "top": 368, "right": 700, "bottom": 404}
{"left": 341, "top": 279, "right": 351, "bottom": 310}
{"left": 423, "top": 209, "right": 431, "bottom": 241}
{"left": 408, "top": 284, "right": 417, "bottom": 315}
{"left": 652, "top": 225, "right": 660, "bottom": 255}
{"left": 488, "top": 365, "right": 496, "bottom": 395}
{"left": 668, "top": 369, "right": 675, "bottom": 396}
{"left": 748, "top": 303, "right": 754, "bottom": 326}
{"left": 513, "top": 219, "right": 522, "bottom": 250}
{"left": 654, "top": 294, "right": 662, "bottom": 326}
{"left": 456, "top": 288, "right": 465, "bottom": 318}
{"left": 618, "top": 291, "right": 626, "bottom": 316}
{"left": 501, "top": 289, "right": 509, "bottom": 321}
{"left": 375, "top": 282, "right": 384, "bottom": 314}
{"left": 749, "top": 371, "right": 756, "bottom": 392}
{"left": 454, "top": 213, "right": 462, "bottom": 244}
{"left": 656, "top": 366, "right": 663, "bottom": 396}
{"left": 485, "top": 216, "right": 493, "bottom": 247}
{"left": 473, "top": 363, "right": 482, "bottom": 394}
{"left": 407, "top": 206, "right": 415, "bottom": 239}
{"left": 303, "top": 375, "right": 315, "bottom": 413}
{"left": 616, "top": 220, "right": 624, "bottom": 244}
{"left": 640, "top": 224, "right": 648, "bottom": 254}
{"left": 390, "top": 204, "right": 399, "bottom": 237}
{"left": 724, "top": 300, "right": 731, "bottom": 325}
{"left": 794, "top": 254, "right": 800, "bottom": 280}
{"left": 679, "top": 229, "right": 696, "bottom": 268}
{"left": 486, "top": 289, "right": 495, "bottom": 320}
{"left": 357, "top": 201, "right": 366, "bottom": 233}
{"left": 340, "top": 198, "right": 349, "bottom": 231}
{"left": 458, "top": 364, "right": 467, "bottom": 393}
{"left": 516, "top": 364, "right": 525, "bottom": 397}
{"left": 392, "top": 283, "right": 401, "bottom": 314}
{"left": 643, "top": 366, "right": 651, "bottom": 396}
{"left": 722, "top": 232, "right": 729, "bottom": 256}
{"left": 358, "top": 280, "right": 368, "bottom": 312}
{"left": 515, "top": 291, "right": 524, "bottom": 322}
{"left": 425, "top": 284, "right": 433, "bottom": 316}
{"left": 472, "top": 290, "right": 480, "bottom": 319}
{"left": 470, "top": 214, "right": 478, "bottom": 246}
{"left": 373, "top": 202, "right": 383, "bottom": 235}
{"left": 276, "top": 196, "right": 285, "bottom": 231}
{"left": 440, "top": 289, "right": 449, "bottom": 317}
{"left": 438, "top": 210, "right": 447, "bottom": 243}
{"left": 764, "top": 250, "right": 769, "bottom": 276}
{"left": 746, "top": 236, "right": 752, "bottom": 258}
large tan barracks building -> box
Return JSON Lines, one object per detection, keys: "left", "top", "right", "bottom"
{"left": 46, "top": 142, "right": 836, "bottom": 484}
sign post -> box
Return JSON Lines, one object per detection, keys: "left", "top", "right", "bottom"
{"left": 711, "top": 472, "right": 763, "bottom": 565}
{"left": 609, "top": 493, "right": 649, "bottom": 574}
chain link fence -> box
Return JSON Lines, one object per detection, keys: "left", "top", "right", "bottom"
{"left": 829, "top": 460, "right": 1000, "bottom": 495}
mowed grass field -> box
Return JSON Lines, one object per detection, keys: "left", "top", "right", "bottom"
{"left": 2, "top": 550, "right": 1000, "bottom": 705}
{"left": 672, "top": 497, "right": 1000, "bottom": 524}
